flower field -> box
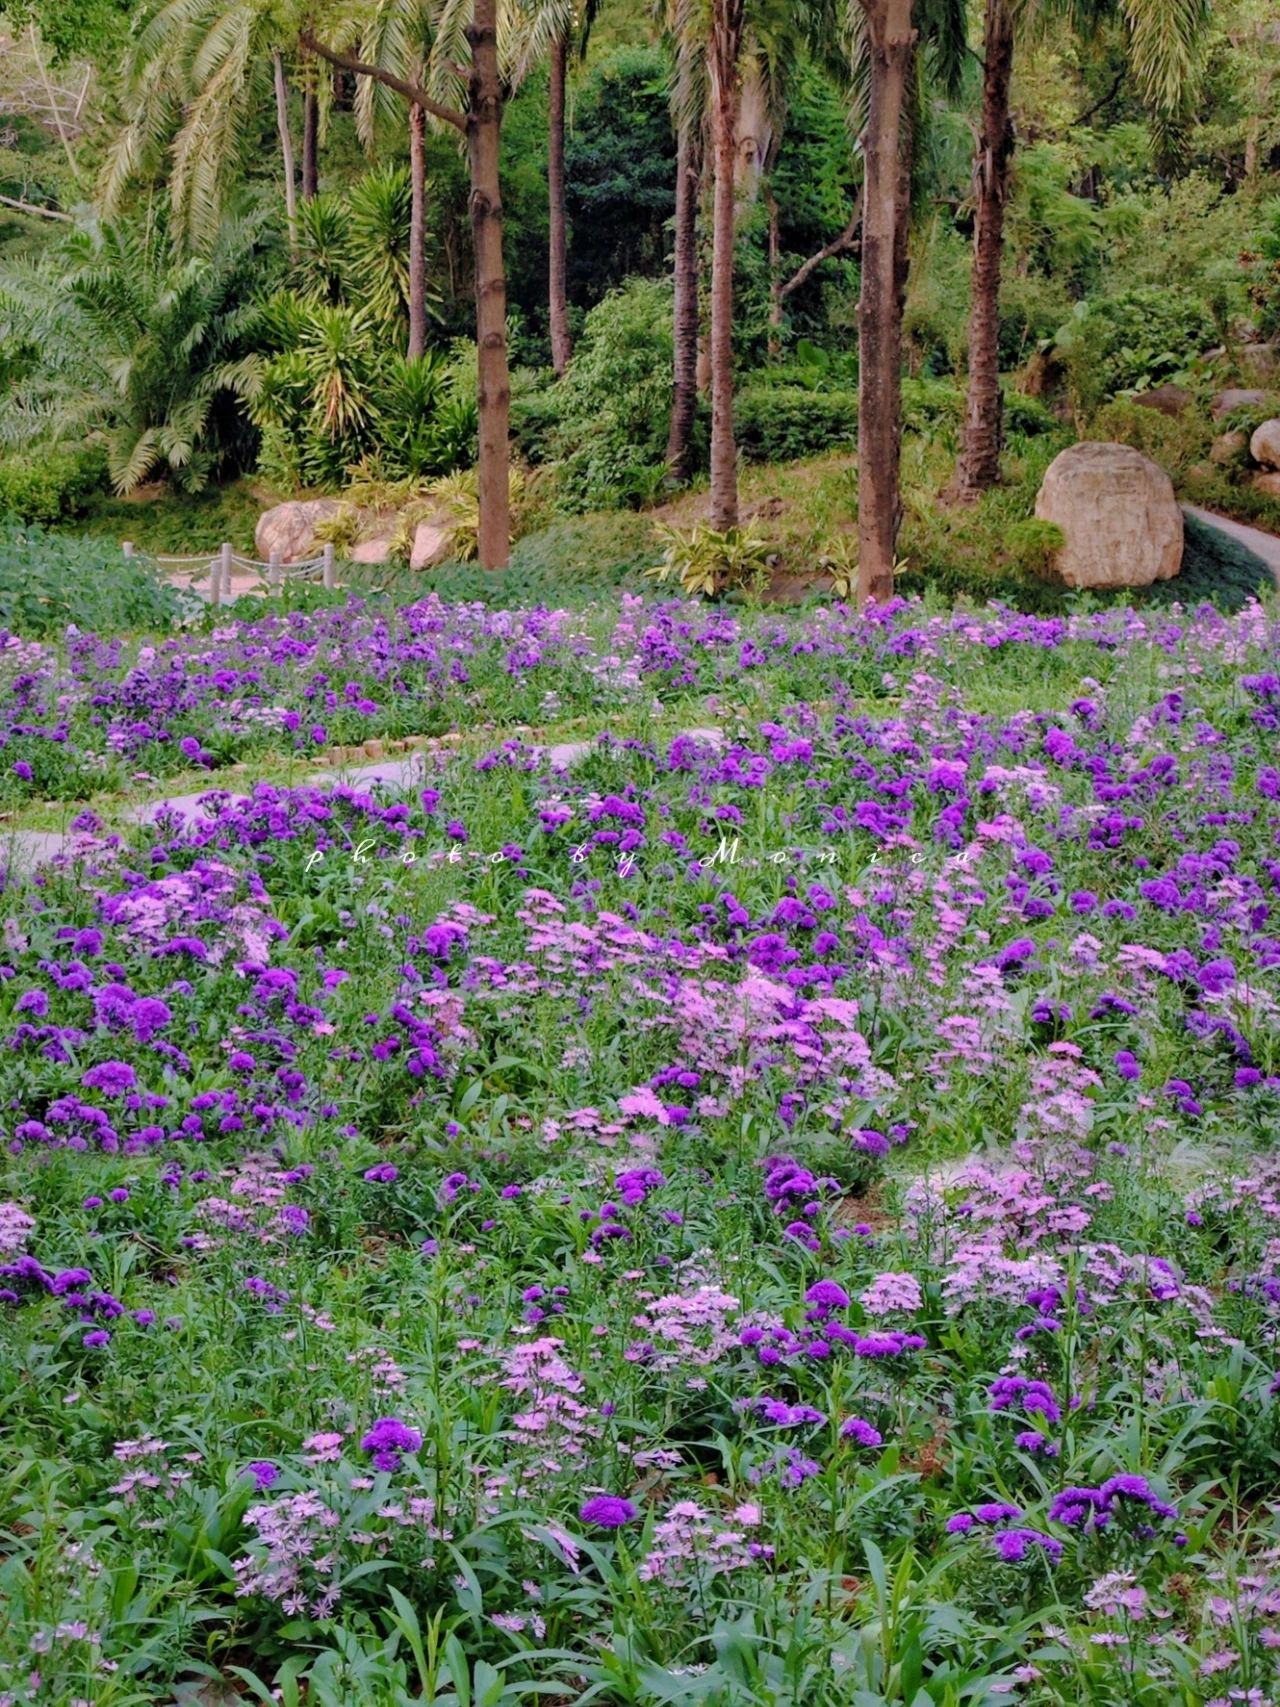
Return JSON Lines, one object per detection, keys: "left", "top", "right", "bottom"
{"left": 3, "top": 590, "right": 1280, "bottom": 1705}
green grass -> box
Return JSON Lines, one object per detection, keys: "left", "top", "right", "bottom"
{"left": 49, "top": 478, "right": 267, "bottom": 556}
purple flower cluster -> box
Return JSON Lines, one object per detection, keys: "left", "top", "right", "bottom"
{"left": 359, "top": 1416, "right": 422, "bottom": 1473}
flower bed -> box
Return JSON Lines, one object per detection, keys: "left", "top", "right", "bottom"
{"left": 2, "top": 590, "right": 1280, "bottom": 1702}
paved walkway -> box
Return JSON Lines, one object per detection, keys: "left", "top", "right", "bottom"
{"left": 1184, "top": 505, "right": 1280, "bottom": 586}
{"left": 1, "top": 727, "right": 726, "bottom": 874}
{"left": 5, "top": 507, "right": 1279, "bottom": 878}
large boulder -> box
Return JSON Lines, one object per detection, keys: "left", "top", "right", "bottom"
{"left": 255, "top": 499, "right": 342, "bottom": 564}
{"left": 1240, "top": 344, "right": 1280, "bottom": 382}
{"left": 1210, "top": 388, "right": 1269, "bottom": 421}
{"left": 1249, "top": 419, "right": 1280, "bottom": 470}
{"left": 410, "top": 522, "right": 450, "bottom": 570}
{"left": 349, "top": 533, "right": 394, "bottom": 565}
{"left": 1253, "top": 472, "right": 1280, "bottom": 497}
{"left": 1034, "top": 441, "right": 1183, "bottom": 589}
{"left": 1210, "top": 430, "right": 1249, "bottom": 465}
{"left": 1132, "top": 384, "right": 1192, "bottom": 417}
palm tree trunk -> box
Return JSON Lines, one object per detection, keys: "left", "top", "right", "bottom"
{"left": 765, "top": 181, "right": 782, "bottom": 360}
{"left": 709, "top": 0, "right": 745, "bottom": 532}
{"left": 467, "top": 0, "right": 511, "bottom": 570}
{"left": 409, "top": 101, "right": 428, "bottom": 359}
{"left": 666, "top": 118, "right": 701, "bottom": 480}
{"left": 856, "top": 0, "right": 915, "bottom": 606}
{"left": 548, "top": 29, "right": 572, "bottom": 376}
{"left": 956, "top": 0, "right": 1015, "bottom": 500}
{"left": 302, "top": 80, "right": 319, "bottom": 200}
{"left": 272, "top": 49, "right": 299, "bottom": 255}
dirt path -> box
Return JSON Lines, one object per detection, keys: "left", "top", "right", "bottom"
{"left": 1184, "top": 505, "right": 1280, "bottom": 586}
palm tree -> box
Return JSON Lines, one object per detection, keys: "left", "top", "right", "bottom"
{"left": 839, "top": 0, "right": 966, "bottom": 603}
{"left": 505, "top": 0, "right": 601, "bottom": 376}
{"left": 99, "top": 0, "right": 310, "bottom": 255}
{"left": 303, "top": 0, "right": 513, "bottom": 567}
{"left": 331, "top": 0, "right": 436, "bottom": 359}
{"left": 954, "top": 0, "right": 1209, "bottom": 499}
{"left": 661, "top": 0, "right": 707, "bottom": 481}
{"left": 707, "top": 0, "right": 746, "bottom": 530}
{"left": 660, "top": 0, "right": 835, "bottom": 498}
{"left": 847, "top": 0, "right": 917, "bottom": 604}
{"left": 0, "top": 208, "right": 273, "bottom": 492}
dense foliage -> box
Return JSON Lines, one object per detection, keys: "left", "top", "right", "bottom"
{"left": 0, "top": 521, "right": 184, "bottom": 637}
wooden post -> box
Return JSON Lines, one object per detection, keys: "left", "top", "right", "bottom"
{"left": 122, "top": 541, "right": 134, "bottom": 561}
{"left": 322, "top": 543, "right": 336, "bottom": 589}
{"left": 269, "top": 549, "right": 282, "bottom": 592}
{"left": 219, "top": 542, "right": 233, "bottom": 605}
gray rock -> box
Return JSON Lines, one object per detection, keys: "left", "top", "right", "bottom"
{"left": 1209, "top": 430, "right": 1249, "bottom": 465}
{"left": 1034, "top": 441, "right": 1182, "bottom": 589}
{"left": 1210, "top": 388, "right": 1269, "bottom": 421}
{"left": 254, "top": 499, "right": 343, "bottom": 564}
{"left": 1249, "top": 419, "right": 1280, "bottom": 470}
{"left": 1132, "top": 384, "right": 1192, "bottom": 417}
{"left": 410, "top": 522, "right": 450, "bottom": 570}
{"left": 1240, "top": 344, "right": 1280, "bottom": 381}
{"left": 348, "top": 534, "right": 394, "bottom": 565}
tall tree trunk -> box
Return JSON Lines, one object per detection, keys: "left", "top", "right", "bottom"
{"left": 666, "top": 118, "right": 701, "bottom": 480}
{"left": 765, "top": 181, "right": 782, "bottom": 360}
{"left": 467, "top": 0, "right": 511, "bottom": 570}
{"left": 709, "top": 0, "right": 745, "bottom": 533}
{"left": 302, "top": 80, "right": 319, "bottom": 199}
{"left": 409, "top": 101, "right": 428, "bottom": 359}
{"left": 955, "top": 0, "right": 1015, "bottom": 500}
{"left": 547, "top": 30, "right": 572, "bottom": 376}
{"left": 855, "top": 0, "right": 915, "bottom": 606}
{"left": 272, "top": 48, "right": 299, "bottom": 256}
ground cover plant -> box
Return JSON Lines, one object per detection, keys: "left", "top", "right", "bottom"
{"left": 2, "top": 586, "right": 1280, "bottom": 1703}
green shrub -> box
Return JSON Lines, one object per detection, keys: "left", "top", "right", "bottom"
{"left": 1052, "top": 287, "right": 1217, "bottom": 415}
{"left": 1182, "top": 465, "right": 1280, "bottom": 535}
{"left": 1002, "top": 392, "right": 1058, "bottom": 436}
{"left": 0, "top": 520, "right": 183, "bottom": 637}
{"left": 1246, "top": 197, "right": 1280, "bottom": 340}
{"left": 1089, "top": 398, "right": 1213, "bottom": 480}
{"left": 533, "top": 279, "right": 689, "bottom": 510}
{"left": 252, "top": 331, "right": 477, "bottom": 493}
{"left": 394, "top": 513, "right": 659, "bottom": 608}
{"left": 1005, "top": 517, "right": 1065, "bottom": 576}
{"left": 0, "top": 446, "right": 107, "bottom": 524}
{"left": 736, "top": 385, "right": 858, "bottom": 462}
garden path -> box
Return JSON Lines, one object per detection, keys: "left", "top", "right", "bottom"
{"left": 0, "top": 728, "right": 726, "bottom": 873}
{"left": 1183, "top": 505, "right": 1280, "bottom": 585}
{"left": 5, "top": 501, "right": 1279, "bottom": 878}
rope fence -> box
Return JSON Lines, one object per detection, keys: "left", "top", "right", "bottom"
{"left": 122, "top": 540, "right": 339, "bottom": 605}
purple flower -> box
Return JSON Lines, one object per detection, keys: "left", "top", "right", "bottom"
{"left": 243, "top": 1460, "right": 279, "bottom": 1491}
{"left": 363, "top": 1164, "right": 399, "bottom": 1184}
{"left": 80, "top": 1062, "right": 136, "bottom": 1097}
{"left": 992, "top": 1528, "right": 1062, "bottom": 1564}
{"left": 360, "top": 1416, "right": 422, "bottom": 1473}
{"left": 854, "top": 1331, "right": 926, "bottom": 1358}
{"left": 579, "top": 1495, "right": 637, "bottom": 1529}
{"left": 82, "top": 1330, "right": 110, "bottom": 1347}
{"left": 839, "top": 1417, "right": 883, "bottom": 1447}
{"left": 804, "top": 1280, "right": 850, "bottom": 1311}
